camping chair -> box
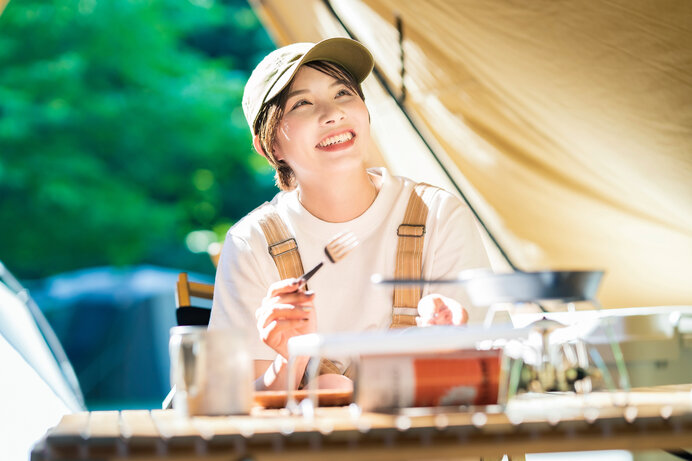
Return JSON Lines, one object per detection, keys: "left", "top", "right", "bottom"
{"left": 175, "top": 272, "right": 213, "bottom": 326}
{"left": 163, "top": 272, "right": 214, "bottom": 409}
{"left": 172, "top": 242, "right": 220, "bottom": 326}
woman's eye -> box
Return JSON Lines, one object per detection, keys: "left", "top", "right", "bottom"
{"left": 336, "top": 88, "right": 352, "bottom": 97}
{"left": 291, "top": 99, "right": 310, "bottom": 110}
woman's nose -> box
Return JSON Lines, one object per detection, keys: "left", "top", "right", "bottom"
{"left": 319, "top": 102, "right": 346, "bottom": 125}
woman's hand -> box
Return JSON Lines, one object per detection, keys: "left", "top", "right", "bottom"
{"left": 256, "top": 278, "right": 316, "bottom": 359}
{"left": 416, "top": 294, "right": 468, "bottom": 326}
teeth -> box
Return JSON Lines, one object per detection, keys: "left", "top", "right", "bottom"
{"left": 318, "top": 132, "right": 353, "bottom": 147}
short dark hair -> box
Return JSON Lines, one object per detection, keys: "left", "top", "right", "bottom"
{"left": 254, "top": 60, "right": 366, "bottom": 191}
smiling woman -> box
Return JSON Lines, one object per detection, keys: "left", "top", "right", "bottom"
{"left": 208, "top": 38, "right": 492, "bottom": 392}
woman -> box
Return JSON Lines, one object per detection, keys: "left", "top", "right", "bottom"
{"left": 209, "top": 38, "right": 491, "bottom": 390}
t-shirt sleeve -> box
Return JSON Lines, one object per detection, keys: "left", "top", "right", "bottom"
{"left": 208, "top": 231, "right": 278, "bottom": 360}
{"left": 423, "top": 190, "right": 492, "bottom": 324}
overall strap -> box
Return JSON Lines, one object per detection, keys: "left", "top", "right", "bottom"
{"left": 391, "top": 183, "right": 439, "bottom": 328}
{"left": 255, "top": 204, "right": 306, "bottom": 282}
{"left": 254, "top": 203, "right": 339, "bottom": 383}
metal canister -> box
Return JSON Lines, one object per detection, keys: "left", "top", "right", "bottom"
{"left": 169, "top": 326, "right": 252, "bottom": 416}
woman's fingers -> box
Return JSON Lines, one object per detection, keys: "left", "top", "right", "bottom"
{"left": 260, "top": 318, "right": 310, "bottom": 340}
{"left": 432, "top": 296, "right": 447, "bottom": 313}
{"left": 260, "top": 279, "right": 314, "bottom": 311}
{"left": 432, "top": 307, "right": 453, "bottom": 325}
{"left": 266, "top": 278, "right": 302, "bottom": 297}
{"left": 269, "top": 290, "right": 315, "bottom": 306}
{"left": 257, "top": 304, "right": 312, "bottom": 329}
{"left": 456, "top": 303, "right": 469, "bottom": 325}
{"left": 258, "top": 291, "right": 314, "bottom": 316}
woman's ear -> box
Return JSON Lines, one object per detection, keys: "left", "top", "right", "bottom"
{"left": 252, "top": 134, "right": 266, "bottom": 157}
{"left": 252, "top": 134, "right": 283, "bottom": 162}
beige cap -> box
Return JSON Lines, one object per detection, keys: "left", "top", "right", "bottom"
{"left": 242, "top": 37, "right": 374, "bottom": 134}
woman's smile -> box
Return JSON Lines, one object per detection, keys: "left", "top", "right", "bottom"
{"left": 317, "top": 129, "right": 356, "bottom": 150}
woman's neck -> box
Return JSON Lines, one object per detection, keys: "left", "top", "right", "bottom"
{"left": 296, "top": 169, "right": 379, "bottom": 223}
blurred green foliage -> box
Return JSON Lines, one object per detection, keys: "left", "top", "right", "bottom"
{"left": 0, "top": 0, "right": 278, "bottom": 279}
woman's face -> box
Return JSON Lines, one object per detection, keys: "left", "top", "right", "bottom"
{"left": 272, "top": 65, "right": 370, "bottom": 184}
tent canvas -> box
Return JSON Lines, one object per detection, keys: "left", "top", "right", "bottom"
{"left": 0, "top": 264, "right": 85, "bottom": 461}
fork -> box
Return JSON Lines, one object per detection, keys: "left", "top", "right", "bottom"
{"left": 297, "top": 231, "right": 358, "bottom": 289}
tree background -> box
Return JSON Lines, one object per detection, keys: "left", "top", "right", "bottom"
{"left": 0, "top": 0, "right": 277, "bottom": 280}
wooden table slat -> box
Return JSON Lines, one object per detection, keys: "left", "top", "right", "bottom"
{"left": 150, "top": 409, "right": 202, "bottom": 438}
{"left": 120, "top": 410, "right": 160, "bottom": 439}
{"left": 47, "top": 412, "right": 90, "bottom": 439}
{"left": 87, "top": 410, "right": 121, "bottom": 439}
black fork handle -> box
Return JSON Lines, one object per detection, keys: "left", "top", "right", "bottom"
{"left": 297, "top": 261, "right": 324, "bottom": 289}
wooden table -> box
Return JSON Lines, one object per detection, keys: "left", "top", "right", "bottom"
{"left": 32, "top": 386, "right": 692, "bottom": 461}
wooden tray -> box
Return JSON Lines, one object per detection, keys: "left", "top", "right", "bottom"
{"left": 253, "top": 389, "right": 353, "bottom": 408}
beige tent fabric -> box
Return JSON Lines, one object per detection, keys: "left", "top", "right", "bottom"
{"left": 250, "top": 0, "right": 692, "bottom": 308}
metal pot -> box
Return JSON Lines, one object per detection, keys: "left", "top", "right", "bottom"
{"left": 372, "top": 270, "right": 604, "bottom": 306}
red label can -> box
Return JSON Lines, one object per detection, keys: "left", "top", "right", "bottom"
{"left": 355, "top": 349, "right": 503, "bottom": 410}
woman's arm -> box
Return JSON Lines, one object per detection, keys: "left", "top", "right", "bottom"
{"left": 253, "top": 356, "right": 310, "bottom": 391}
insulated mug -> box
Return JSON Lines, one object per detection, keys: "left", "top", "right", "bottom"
{"left": 169, "top": 326, "right": 252, "bottom": 416}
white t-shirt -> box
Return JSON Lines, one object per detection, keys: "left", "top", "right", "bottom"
{"left": 209, "top": 168, "right": 491, "bottom": 360}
